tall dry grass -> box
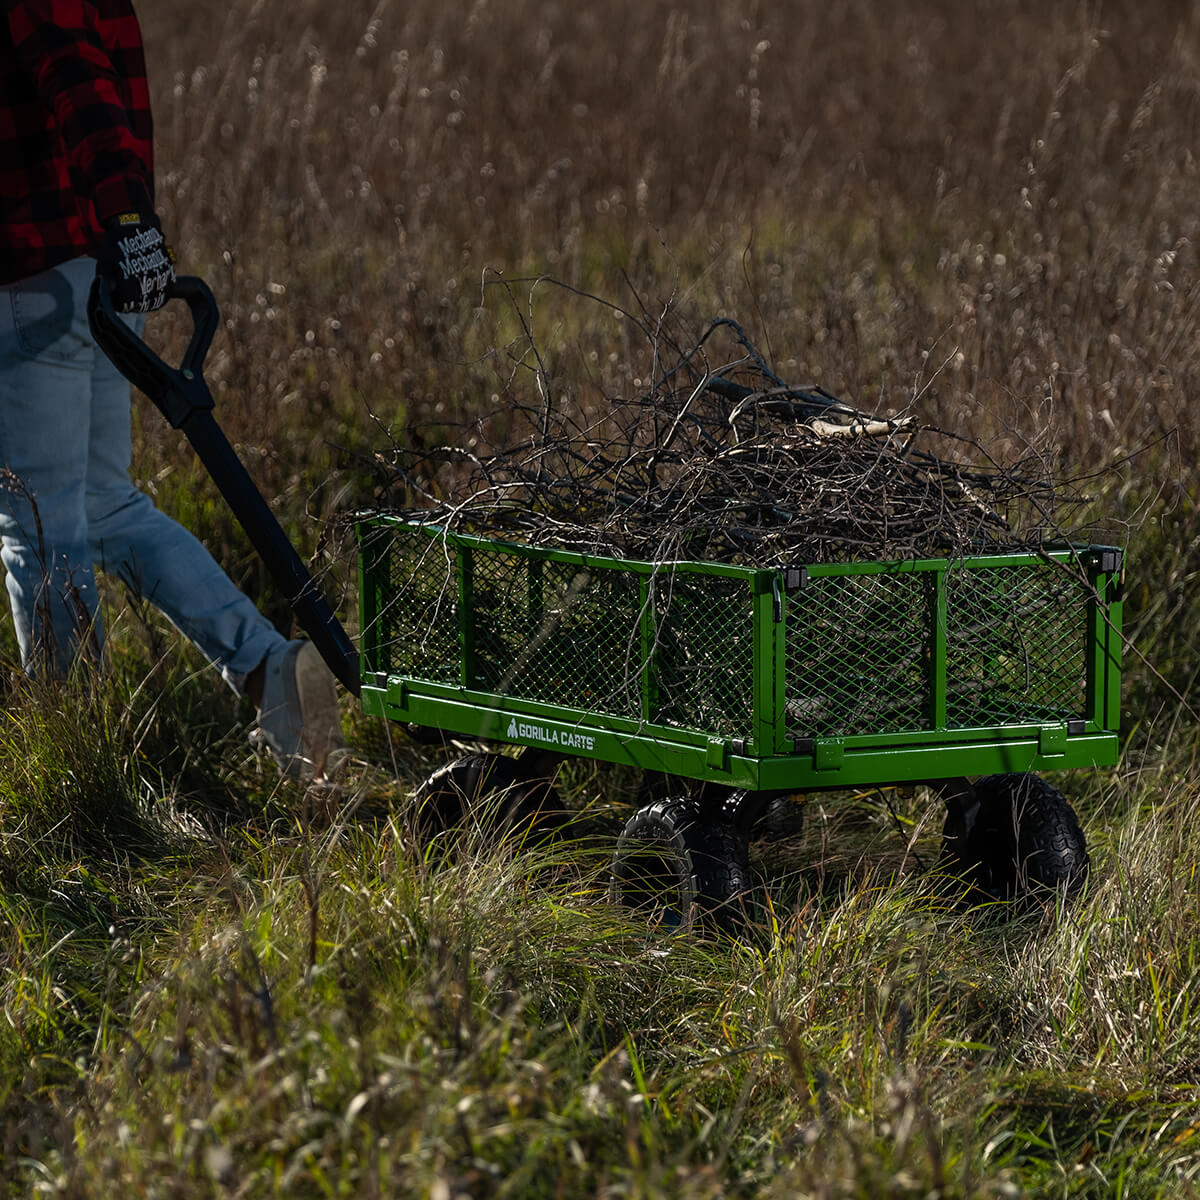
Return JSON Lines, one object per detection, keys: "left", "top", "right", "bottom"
{"left": 132, "top": 0, "right": 1200, "bottom": 712}
{"left": 140, "top": 0, "right": 1200, "bottom": 468}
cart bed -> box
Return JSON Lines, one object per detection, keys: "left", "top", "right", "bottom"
{"left": 357, "top": 517, "right": 1123, "bottom": 791}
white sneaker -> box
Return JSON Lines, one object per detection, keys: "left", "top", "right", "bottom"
{"left": 250, "top": 639, "right": 345, "bottom": 780}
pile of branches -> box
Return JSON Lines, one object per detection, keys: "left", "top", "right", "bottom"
{"left": 375, "top": 317, "right": 1083, "bottom": 565}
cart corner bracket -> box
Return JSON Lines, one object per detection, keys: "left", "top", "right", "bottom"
{"left": 814, "top": 738, "right": 845, "bottom": 771}
{"left": 1039, "top": 724, "right": 1068, "bottom": 756}
{"left": 706, "top": 737, "right": 730, "bottom": 770}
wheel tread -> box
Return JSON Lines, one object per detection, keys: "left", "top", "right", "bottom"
{"left": 944, "top": 772, "right": 1088, "bottom": 900}
{"left": 609, "top": 797, "right": 753, "bottom": 933}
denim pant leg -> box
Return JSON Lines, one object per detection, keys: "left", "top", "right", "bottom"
{"left": 85, "top": 315, "right": 283, "bottom": 692}
{"left": 0, "top": 261, "right": 101, "bottom": 673}
{"left": 0, "top": 257, "right": 283, "bottom": 690}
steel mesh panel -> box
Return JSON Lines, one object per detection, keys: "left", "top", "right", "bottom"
{"left": 786, "top": 573, "right": 930, "bottom": 737}
{"left": 469, "top": 548, "right": 644, "bottom": 718}
{"left": 946, "top": 564, "right": 1087, "bottom": 726}
{"left": 651, "top": 572, "right": 755, "bottom": 738}
{"left": 375, "top": 528, "right": 461, "bottom": 684}
{"left": 368, "top": 523, "right": 1102, "bottom": 747}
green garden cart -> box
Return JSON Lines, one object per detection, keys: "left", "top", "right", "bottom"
{"left": 90, "top": 278, "right": 1125, "bottom": 932}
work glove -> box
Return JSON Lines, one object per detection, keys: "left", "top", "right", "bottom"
{"left": 96, "top": 211, "right": 176, "bottom": 313}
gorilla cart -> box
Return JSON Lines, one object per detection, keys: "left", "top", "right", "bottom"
{"left": 90, "top": 277, "right": 1124, "bottom": 933}
{"left": 357, "top": 516, "right": 1123, "bottom": 929}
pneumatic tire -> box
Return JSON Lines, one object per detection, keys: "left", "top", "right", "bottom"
{"left": 411, "top": 752, "right": 563, "bottom": 845}
{"left": 942, "top": 773, "right": 1088, "bottom": 902}
{"left": 608, "top": 798, "right": 754, "bottom": 934}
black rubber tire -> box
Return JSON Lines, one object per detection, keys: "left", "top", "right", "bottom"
{"left": 411, "top": 752, "right": 562, "bottom": 844}
{"left": 942, "top": 773, "right": 1088, "bottom": 901}
{"left": 754, "top": 793, "right": 806, "bottom": 840}
{"left": 608, "top": 798, "right": 754, "bottom": 934}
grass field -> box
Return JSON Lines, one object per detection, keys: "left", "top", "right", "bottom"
{"left": 4, "top": 0, "right": 1200, "bottom": 1195}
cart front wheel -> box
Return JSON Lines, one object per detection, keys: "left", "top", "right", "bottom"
{"left": 608, "top": 798, "right": 753, "bottom": 934}
{"left": 942, "top": 773, "right": 1088, "bottom": 901}
{"left": 411, "top": 752, "right": 562, "bottom": 844}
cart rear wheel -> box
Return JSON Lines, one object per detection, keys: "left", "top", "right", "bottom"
{"left": 608, "top": 798, "right": 753, "bottom": 934}
{"left": 411, "top": 752, "right": 562, "bottom": 844}
{"left": 942, "top": 773, "right": 1088, "bottom": 901}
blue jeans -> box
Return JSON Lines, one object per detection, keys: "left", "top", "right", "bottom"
{"left": 0, "top": 256, "right": 282, "bottom": 688}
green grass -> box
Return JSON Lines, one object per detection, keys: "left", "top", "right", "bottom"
{"left": 4, "top": 625, "right": 1200, "bottom": 1195}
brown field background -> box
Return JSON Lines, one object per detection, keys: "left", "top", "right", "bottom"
{"left": 136, "top": 0, "right": 1200, "bottom": 693}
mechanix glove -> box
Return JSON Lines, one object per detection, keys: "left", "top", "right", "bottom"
{"left": 96, "top": 211, "right": 176, "bottom": 313}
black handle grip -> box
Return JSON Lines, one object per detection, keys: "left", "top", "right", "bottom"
{"left": 87, "top": 274, "right": 219, "bottom": 427}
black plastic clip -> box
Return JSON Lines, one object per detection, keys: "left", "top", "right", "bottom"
{"left": 1089, "top": 547, "right": 1123, "bottom": 575}
{"left": 775, "top": 567, "right": 808, "bottom": 621}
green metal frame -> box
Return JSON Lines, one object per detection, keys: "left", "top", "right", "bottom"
{"left": 357, "top": 516, "right": 1123, "bottom": 791}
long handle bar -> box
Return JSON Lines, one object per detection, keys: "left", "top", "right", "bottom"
{"left": 87, "top": 274, "right": 361, "bottom": 697}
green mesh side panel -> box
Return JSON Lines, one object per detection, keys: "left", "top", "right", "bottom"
{"left": 373, "top": 527, "right": 461, "bottom": 685}
{"left": 469, "top": 545, "right": 643, "bottom": 719}
{"left": 368, "top": 525, "right": 758, "bottom": 736}
{"left": 367, "top": 521, "right": 1099, "bottom": 745}
{"left": 785, "top": 572, "right": 930, "bottom": 737}
{"left": 945, "top": 564, "right": 1088, "bottom": 726}
{"left": 650, "top": 572, "right": 755, "bottom": 739}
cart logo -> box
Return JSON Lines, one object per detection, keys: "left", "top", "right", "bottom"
{"left": 506, "top": 718, "right": 595, "bottom": 752}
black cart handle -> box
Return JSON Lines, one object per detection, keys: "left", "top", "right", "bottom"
{"left": 85, "top": 271, "right": 362, "bottom": 697}
{"left": 87, "top": 274, "right": 219, "bottom": 428}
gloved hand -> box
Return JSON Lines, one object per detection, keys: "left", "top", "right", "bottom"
{"left": 96, "top": 211, "right": 176, "bottom": 313}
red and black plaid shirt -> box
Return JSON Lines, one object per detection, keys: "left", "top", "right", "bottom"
{"left": 1, "top": 0, "right": 155, "bottom": 285}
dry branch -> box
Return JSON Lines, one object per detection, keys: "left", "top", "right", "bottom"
{"left": 369, "top": 312, "right": 1086, "bottom": 566}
